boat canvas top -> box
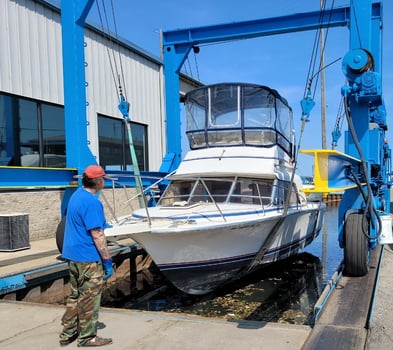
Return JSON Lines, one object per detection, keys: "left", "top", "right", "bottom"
{"left": 184, "top": 83, "right": 294, "bottom": 156}
{"left": 169, "top": 83, "right": 296, "bottom": 180}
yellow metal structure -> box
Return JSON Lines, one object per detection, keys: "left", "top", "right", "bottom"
{"left": 300, "top": 149, "right": 363, "bottom": 194}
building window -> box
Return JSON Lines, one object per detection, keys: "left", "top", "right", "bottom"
{"left": 0, "top": 93, "right": 65, "bottom": 167}
{"left": 41, "top": 104, "right": 66, "bottom": 167}
{"left": 98, "top": 115, "right": 148, "bottom": 171}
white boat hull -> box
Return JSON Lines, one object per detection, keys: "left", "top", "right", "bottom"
{"left": 106, "top": 204, "right": 325, "bottom": 294}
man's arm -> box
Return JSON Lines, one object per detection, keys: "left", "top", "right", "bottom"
{"left": 90, "top": 228, "right": 111, "bottom": 260}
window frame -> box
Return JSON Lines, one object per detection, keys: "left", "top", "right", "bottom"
{"left": 98, "top": 114, "right": 148, "bottom": 171}
{"left": 0, "top": 93, "right": 65, "bottom": 167}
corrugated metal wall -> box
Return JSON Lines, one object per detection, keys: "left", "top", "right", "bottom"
{"left": 84, "top": 31, "right": 165, "bottom": 168}
{"left": 0, "top": 0, "right": 170, "bottom": 170}
{"left": 0, "top": 0, "right": 64, "bottom": 104}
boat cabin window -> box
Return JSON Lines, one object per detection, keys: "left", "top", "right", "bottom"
{"left": 158, "top": 177, "right": 275, "bottom": 207}
{"left": 185, "top": 83, "right": 294, "bottom": 158}
{"left": 207, "top": 130, "right": 242, "bottom": 146}
{"left": 158, "top": 178, "right": 299, "bottom": 209}
{"left": 159, "top": 178, "right": 234, "bottom": 206}
{"left": 273, "top": 180, "right": 300, "bottom": 206}
{"left": 186, "top": 89, "right": 206, "bottom": 132}
{"left": 209, "top": 85, "right": 241, "bottom": 127}
{"left": 158, "top": 180, "right": 194, "bottom": 206}
{"left": 190, "top": 179, "right": 233, "bottom": 204}
{"left": 229, "top": 178, "right": 274, "bottom": 205}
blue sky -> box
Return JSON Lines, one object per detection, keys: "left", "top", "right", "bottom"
{"left": 83, "top": 0, "right": 393, "bottom": 176}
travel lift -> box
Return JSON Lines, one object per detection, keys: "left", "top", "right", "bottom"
{"left": 57, "top": 0, "right": 391, "bottom": 275}
{"left": 161, "top": 0, "right": 392, "bottom": 275}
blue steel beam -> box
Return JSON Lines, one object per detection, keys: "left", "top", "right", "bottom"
{"left": 61, "top": 0, "right": 97, "bottom": 173}
{"left": 0, "top": 275, "right": 26, "bottom": 295}
{"left": 163, "top": 7, "right": 349, "bottom": 49}
{"left": 162, "top": 3, "right": 381, "bottom": 171}
{"left": 0, "top": 167, "right": 77, "bottom": 189}
{"left": 0, "top": 243, "right": 138, "bottom": 295}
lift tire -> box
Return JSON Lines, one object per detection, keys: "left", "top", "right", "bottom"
{"left": 55, "top": 217, "right": 66, "bottom": 254}
{"left": 344, "top": 212, "right": 369, "bottom": 276}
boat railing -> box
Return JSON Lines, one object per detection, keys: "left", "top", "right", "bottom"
{"left": 157, "top": 177, "right": 303, "bottom": 222}
{"left": 102, "top": 173, "right": 301, "bottom": 228}
{"left": 199, "top": 178, "right": 227, "bottom": 222}
{"left": 101, "top": 171, "right": 175, "bottom": 224}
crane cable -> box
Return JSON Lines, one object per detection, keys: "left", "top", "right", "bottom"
{"left": 183, "top": 49, "right": 200, "bottom": 82}
{"left": 344, "top": 98, "right": 382, "bottom": 239}
{"left": 95, "top": 0, "right": 127, "bottom": 100}
{"left": 331, "top": 97, "right": 345, "bottom": 149}
{"left": 282, "top": 0, "right": 336, "bottom": 216}
{"left": 302, "top": 0, "right": 335, "bottom": 101}
{"left": 95, "top": 0, "right": 148, "bottom": 211}
{"left": 298, "top": 0, "right": 336, "bottom": 156}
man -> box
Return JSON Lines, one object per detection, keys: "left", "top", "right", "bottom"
{"left": 59, "top": 165, "right": 114, "bottom": 347}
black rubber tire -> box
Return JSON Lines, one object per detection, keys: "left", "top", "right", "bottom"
{"left": 56, "top": 217, "right": 66, "bottom": 253}
{"left": 344, "top": 212, "right": 369, "bottom": 276}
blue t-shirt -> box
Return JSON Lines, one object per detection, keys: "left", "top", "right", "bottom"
{"left": 62, "top": 187, "right": 106, "bottom": 262}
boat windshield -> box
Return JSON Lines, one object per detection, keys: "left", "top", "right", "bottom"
{"left": 158, "top": 177, "right": 299, "bottom": 208}
{"left": 185, "top": 83, "right": 294, "bottom": 157}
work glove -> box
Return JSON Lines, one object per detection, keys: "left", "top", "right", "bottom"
{"left": 102, "top": 258, "right": 113, "bottom": 281}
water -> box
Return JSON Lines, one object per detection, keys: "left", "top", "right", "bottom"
{"left": 103, "top": 205, "right": 343, "bottom": 325}
{"left": 304, "top": 205, "right": 343, "bottom": 283}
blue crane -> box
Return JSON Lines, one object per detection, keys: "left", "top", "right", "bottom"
{"left": 10, "top": 0, "right": 387, "bottom": 274}
{"left": 161, "top": 0, "right": 391, "bottom": 276}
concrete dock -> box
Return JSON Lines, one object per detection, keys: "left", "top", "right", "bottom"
{"left": 365, "top": 244, "right": 393, "bottom": 350}
{"left": 1, "top": 239, "right": 393, "bottom": 349}
{"left": 0, "top": 301, "right": 311, "bottom": 349}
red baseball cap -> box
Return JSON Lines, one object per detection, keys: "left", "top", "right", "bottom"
{"left": 84, "top": 165, "right": 106, "bottom": 179}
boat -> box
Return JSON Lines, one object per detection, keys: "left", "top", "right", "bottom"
{"left": 105, "top": 83, "right": 326, "bottom": 295}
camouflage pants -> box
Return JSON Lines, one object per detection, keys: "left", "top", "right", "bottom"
{"left": 59, "top": 261, "right": 104, "bottom": 346}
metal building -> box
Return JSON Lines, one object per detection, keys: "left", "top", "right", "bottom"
{"left": 0, "top": 0, "right": 200, "bottom": 241}
{"left": 1, "top": 0, "right": 199, "bottom": 172}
